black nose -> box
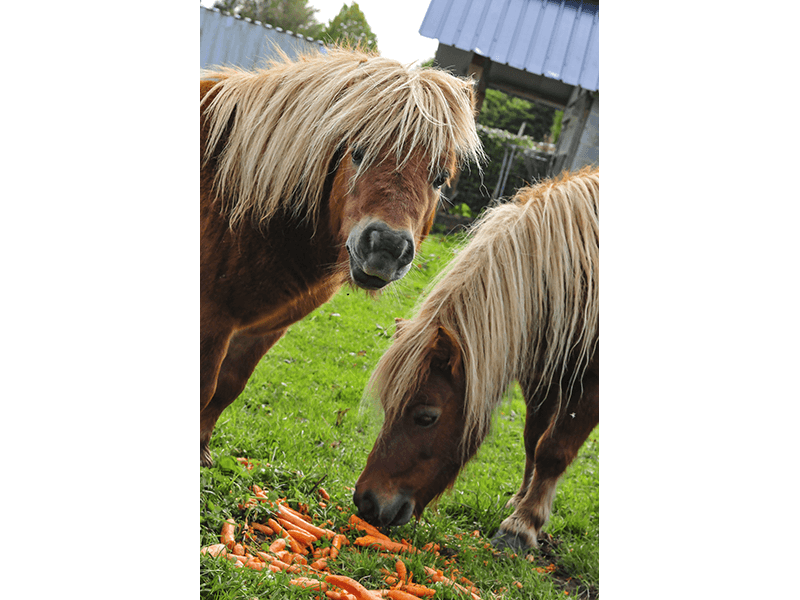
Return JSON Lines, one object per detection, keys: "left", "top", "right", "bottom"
{"left": 347, "top": 221, "right": 416, "bottom": 290}
{"left": 348, "top": 221, "right": 415, "bottom": 287}
{"left": 359, "top": 222, "right": 414, "bottom": 266}
{"left": 352, "top": 488, "right": 414, "bottom": 527}
{"left": 353, "top": 488, "right": 379, "bottom": 524}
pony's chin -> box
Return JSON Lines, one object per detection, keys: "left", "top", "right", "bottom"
{"left": 350, "top": 265, "right": 391, "bottom": 290}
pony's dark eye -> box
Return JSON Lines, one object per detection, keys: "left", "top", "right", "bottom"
{"left": 412, "top": 407, "right": 440, "bottom": 428}
{"left": 351, "top": 147, "right": 365, "bottom": 166}
{"left": 432, "top": 171, "right": 450, "bottom": 189}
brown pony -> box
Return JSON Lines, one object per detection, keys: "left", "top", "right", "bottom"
{"left": 200, "top": 49, "right": 484, "bottom": 467}
{"left": 354, "top": 167, "right": 599, "bottom": 551}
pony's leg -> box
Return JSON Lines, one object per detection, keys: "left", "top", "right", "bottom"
{"left": 506, "top": 383, "right": 560, "bottom": 510}
{"left": 493, "top": 369, "right": 599, "bottom": 551}
{"left": 200, "top": 321, "right": 231, "bottom": 467}
{"left": 200, "top": 328, "right": 287, "bottom": 467}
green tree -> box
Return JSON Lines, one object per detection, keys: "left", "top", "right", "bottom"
{"left": 213, "top": 0, "right": 324, "bottom": 39}
{"left": 477, "top": 88, "right": 555, "bottom": 142}
{"left": 321, "top": 3, "right": 378, "bottom": 52}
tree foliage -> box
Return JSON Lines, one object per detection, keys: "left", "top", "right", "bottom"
{"left": 321, "top": 3, "right": 378, "bottom": 52}
{"left": 212, "top": 0, "right": 324, "bottom": 38}
{"left": 477, "top": 88, "right": 556, "bottom": 142}
{"left": 212, "top": 1, "right": 378, "bottom": 49}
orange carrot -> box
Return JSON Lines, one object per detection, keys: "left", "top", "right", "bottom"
{"left": 384, "top": 591, "right": 426, "bottom": 600}
{"left": 242, "top": 559, "right": 266, "bottom": 571}
{"left": 330, "top": 533, "right": 347, "bottom": 559}
{"left": 227, "top": 555, "right": 244, "bottom": 567}
{"left": 278, "top": 519, "right": 319, "bottom": 544}
{"left": 310, "top": 557, "right": 328, "bottom": 571}
{"left": 278, "top": 516, "right": 316, "bottom": 537}
{"left": 292, "top": 553, "right": 309, "bottom": 566}
{"left": 278, "top": 504, "right": 335, "bottom": 538}
{"left": 269, "top": 537, "right": 287, "bottom": 553}
{"left": 420, "top": 542, "right": 440, "bottom": 554}
{"left": 250, "top": 522, "right": 274, "bottom": 536}
{"left": 325, "top": 575, "right": 375, "bottom": 600}
{"left": 269, "top": 558, "right": 302, "bottom": 573}
{"left": 232, "top": 543, "right": 245, "bottom": 556}
{"left": 280, "top": 502, "right": 315, "bottom": 522}
{"left": 268, "top": 518, "right": 305, "bottom": 554}
{"left": 395, "top": 560, "right": 407, "bottom": 583}
{"left": 348, "top": 514, "right": 392, "bottom": 541}
{"left": 355, "top": 535, "right": 417, "bottom": 554}
{"left": 286, "top": 525, "right": 318, "bottom": 546}
{"left": 220, "top": 518, "right": 236, "bottom": 549}
{"left": 200, "top": 543, "right": 228, "bottom": 557}
{"left": 423, "top": 567, "right": 480, "bottom": 600}
{"left": 318, "top": 487, "right": 331, "bottom": 500}
{"left": 400, "top": 584, "right": 436, "bottom": 597}
{"left": 276, "top": 551, "right": 307, "bottom": 566}
{"left": 290, "top": 577, "right": 328, "bottom": 590}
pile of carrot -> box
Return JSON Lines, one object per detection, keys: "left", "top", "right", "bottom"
{"left": 200, "top": 482, "right": 488, "bottom": 599}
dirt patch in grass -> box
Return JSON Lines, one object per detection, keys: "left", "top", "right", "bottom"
{"left": 527, "top": 535, "right": 599, "bottom": 599}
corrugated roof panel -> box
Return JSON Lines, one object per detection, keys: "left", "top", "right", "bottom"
{"left": 508, "top": 0, "right": 545, "bottom": 69}
{"left": 542, "top": 2, "right": 579, "bottom": 81}
{"left": 559, "top": 3, "right": 594, "bottom": 85}
{"left": 524, "top": 1, "right": 560, "bottom": 76}
{"left": 419, "top": 0, "right": 598, "bottom": 91}
{"left": 200, "top": 6, "right": 325, "bottom": 70}
{"left": 577, "top": 6, "right": 599, "bottom": 89}
{"left": 470, "top": 0, "right": 504, "bottom": 55}
{"left": 463, "top": 0, "right": 490, "bottom": 52}
{"left": 492, "top": 0, "right": 530, "bottom": 64}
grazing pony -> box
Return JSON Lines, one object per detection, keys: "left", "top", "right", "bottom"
{"left": 200, "top": 49, "right": 484, "bottom": 467}
{"left": 354, "top": 167, "right": 599, "bottom": 551}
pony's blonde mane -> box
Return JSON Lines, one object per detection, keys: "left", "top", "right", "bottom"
{"left": 368, "top": 167, "right": 599, "bottom": 452}
{"left": 201, "top": 48, "right": 485, "bottom": 229}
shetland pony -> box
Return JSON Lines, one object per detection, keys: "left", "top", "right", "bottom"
{"left": 354, "top": 167, "right": 599, "bottom": 551}
{"left": 200, "top": 49, "right": 484, "bottom": 467}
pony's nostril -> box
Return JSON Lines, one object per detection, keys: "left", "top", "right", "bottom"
{"left": 391, "top": 499, "right": 415, "bottom": 526}
{"left": 361, "top": 223, "right": 413, "bottom": 261}
{"left": 369, "top": 230, "right": 381, "bottom": 252}
{"left": 397, "top": 236, "right": 414, "bottom": 267}
{"left": 354, "top": 489, "right": 378, "bottom": 523}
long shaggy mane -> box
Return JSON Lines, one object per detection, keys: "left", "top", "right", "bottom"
{"left": 201, "top": 48, "right": 485, "bottom": 229}
{"left": 368, "top": 167, "right": 599, "bottom": 451}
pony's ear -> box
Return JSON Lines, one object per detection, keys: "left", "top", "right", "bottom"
{"left": 430, "top": 326, "right": 463, "bottom": 379}
{"left": 393, "top": 318, "right": 408, "bottom": 339}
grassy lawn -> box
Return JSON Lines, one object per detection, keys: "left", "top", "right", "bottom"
{"left": 200, "top": 233, "right": 599, "bottom": 599}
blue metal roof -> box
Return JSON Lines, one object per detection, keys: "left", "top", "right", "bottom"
{"left": 200, "top": 6, "right": 326, "bottom": 71}
{"left": 419, "top": 0, "right": 598, "bottom": 91}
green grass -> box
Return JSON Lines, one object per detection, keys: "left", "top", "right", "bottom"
{"left": 200, "top": 233, "right": 599, "bottom": 599}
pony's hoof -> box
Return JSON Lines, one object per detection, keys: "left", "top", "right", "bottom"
{"left": 491, "top": 528, "right": 537, "bottom": 552}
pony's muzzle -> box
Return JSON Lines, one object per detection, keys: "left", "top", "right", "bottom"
{"left": 346, "top": 221, "right": 415, "bottom": 290}
{"left": 353, "top": 487, "right": 415, "bottom": 528}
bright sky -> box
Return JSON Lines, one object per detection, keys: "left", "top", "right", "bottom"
{"left": 200, "top": 0, "right": 440, "bottom": 66}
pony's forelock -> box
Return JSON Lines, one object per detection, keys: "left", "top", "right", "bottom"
{"left": 367, "top": 167, "right": 600, "bottom": 455}
{"left": 201, "top": 48, "right": 485, "bottom": 229}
